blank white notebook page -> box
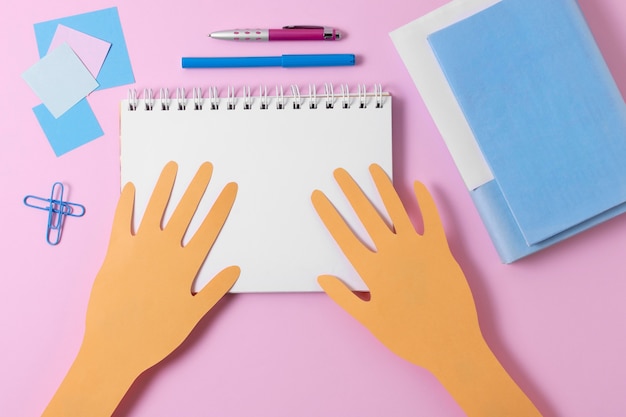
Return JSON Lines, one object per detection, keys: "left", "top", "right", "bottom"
{"left": 120, "top": 87, "right": 393, "bottom": 292}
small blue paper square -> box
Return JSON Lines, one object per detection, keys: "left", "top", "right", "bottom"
{"left": 33, "top": 99, "right": 104, "bottom": 156}
{"left": 34, "top": 7, "right": 134, "bottom": 90}
{"left": 22, "top": 43, "right": 99, "bottom": 118}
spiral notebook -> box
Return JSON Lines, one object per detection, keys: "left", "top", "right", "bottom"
{"left": 120, "top": 84, "right": 393, "bottom": 293}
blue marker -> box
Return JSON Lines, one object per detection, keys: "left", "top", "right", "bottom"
{"left": 182, "top": 54, "right": 356, "bottom": 68}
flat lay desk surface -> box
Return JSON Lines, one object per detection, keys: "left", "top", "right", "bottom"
{"left": 2, "top": 0, "right": 626, "bottom": 416}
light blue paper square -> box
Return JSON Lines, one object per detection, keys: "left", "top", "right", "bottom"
{"left": 33, "top": 99, "right": 104, "bottom": 156}
{"left": 34, "top": 7, "right": 134, "bottom": 90}
{"left": 22, "top": 43, "right": 98, "bottom": 118}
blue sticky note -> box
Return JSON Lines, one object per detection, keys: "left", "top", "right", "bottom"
{"left": 22, "top": 43, "right": 98, "bottom": 118}
{"left": 428, "top": 0, "right": 626, "bottom": 245}
{"left": 34, "top": 7, "right": 134, "bottom": 90}
{"left": 33, "top": 99, "right": 104, "bottom": 156}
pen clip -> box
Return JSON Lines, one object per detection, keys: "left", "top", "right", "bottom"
{"left": 282, "top": 26, "right": 340, "bottom": 40}
{"left": 282, "top": 25, "right": 324, "bottom": 29}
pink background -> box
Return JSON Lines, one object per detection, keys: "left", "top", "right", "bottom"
{"left": 2, "top": 0, "right": 626, "bottom": 416}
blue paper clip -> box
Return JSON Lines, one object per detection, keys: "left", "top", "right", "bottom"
{"left": 23, "top": 182, "right": 85, "bottom": 245}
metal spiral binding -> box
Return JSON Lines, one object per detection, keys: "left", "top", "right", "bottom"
{"left": 308, "top": 84, "right": 317, "bottom": 109}
{"left": 176, "top": 88, "right": 186, "bottom": 110}
{"left": 208, "top": 86, "right": 218, "bottom": 110}
{"left": 259, "top": 85, "right": 268, "bottom": 109}
{"left": 144, "top": 88, "right": 154, "bottom": 110}
{"left": 275, "top": 85, "right": 285, "bottom": 109}
{"left": 358, "top": 84, "right": 367, "bottom": 108}
{"left": 340, "top": 84, "right": 350, "bottom": 108}
{"left": 242, "top": 86, "right": 252, "bottom": 110}
{"left": 374, "top": 84, "right": 383, "bottom": 108}
{"left": 193, "top": 87, "right": 203, "bottom": 110}
{"left": 324, "top": 83, "right": 334, "bottom": 109}
{"left": 291, "top": 85, "right": 301, "bottom": 109}
{"left": 128, "top": 89, "right": 138, "bottom": 111}
{"left": 226, "top": 86, "right": 236, "bottom": 110}
{"left": 159, "top": 88, "right": 170, "bottom": 110}
{"left": 126, "top": 84, "right": 386, "bottom": 111}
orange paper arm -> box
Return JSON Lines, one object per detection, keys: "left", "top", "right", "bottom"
{"left": 42, "top": 161, "right": 240, "bottom": 417}
{"left": 312, "top": 164, "right": 542, "bottom": 417}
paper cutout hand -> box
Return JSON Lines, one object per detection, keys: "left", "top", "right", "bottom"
{"left": 85, "top": 161, "right": 240, "bottom": 372}
{"left": 312, "top": 164, "right": 482, "bottom": 370}
{"left": 43, "top": 161, "right": 239, "bottom": 417}
{"left": 312, "top": 164, "right": 542, "bottom": 416}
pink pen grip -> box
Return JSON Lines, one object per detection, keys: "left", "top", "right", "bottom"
{"left": 269, "top": 28, "right": 328, "bottom": 41}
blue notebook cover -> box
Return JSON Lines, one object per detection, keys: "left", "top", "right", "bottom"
{"left": 427, "top": 0, "right": 626, "bottom": 262}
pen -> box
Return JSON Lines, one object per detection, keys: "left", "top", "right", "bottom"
{"left": 209, "top": 26, "right": 342, "bottom": 41}
{"left": 182, "top": 54, "right": 355, "bottom": 68}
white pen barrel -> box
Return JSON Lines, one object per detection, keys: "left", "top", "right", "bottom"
{"left": 210, "top": 29, "right": 269, "bottom": 41}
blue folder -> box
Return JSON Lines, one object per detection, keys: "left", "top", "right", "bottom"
{"left": 428, "top": 0, "right": 626, "bottom": 262}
